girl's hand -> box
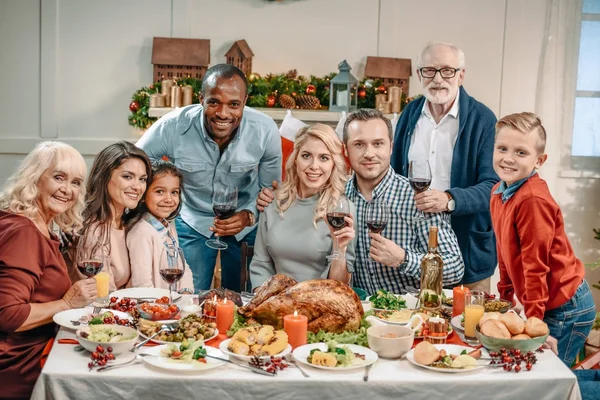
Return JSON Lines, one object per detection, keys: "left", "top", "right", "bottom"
{"left": 542, "top": 335, "right": 558, "bottom": 355}
{"left": 330, "top": 214, "right": 355, "bottom": 251}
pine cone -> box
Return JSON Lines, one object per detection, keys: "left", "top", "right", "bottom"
{"left": 285, "top": 69, "right": 298, "bottom": 79}
{"left": 279, "top": 94, "right": 296, "bottom": 109}
{"left": 295, "top": 95, "right": 320, "bottom": 109}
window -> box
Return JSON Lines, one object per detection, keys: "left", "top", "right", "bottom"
{"left": 572, "top": 0, "right": 600, "bottom": 169}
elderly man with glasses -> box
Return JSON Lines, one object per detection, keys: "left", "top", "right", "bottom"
{"left": 391, "top": 42, "right": 499, "bottom": 293}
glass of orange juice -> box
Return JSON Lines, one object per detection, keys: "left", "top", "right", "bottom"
{"left": 463, "top": 290, "right": 485, "bottom": 345}
{"left": 94, "top": 270, "right": 110, "bottom": 307}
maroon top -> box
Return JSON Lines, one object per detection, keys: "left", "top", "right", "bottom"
{"left": 0, "top": 211, "right": 71, "bottom": 399}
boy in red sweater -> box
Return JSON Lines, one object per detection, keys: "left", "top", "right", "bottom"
{"left": 491, "top": 112, "right": 595, "bottom": 366}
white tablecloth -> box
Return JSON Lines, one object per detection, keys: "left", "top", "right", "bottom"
{"left": 31, "top": 328, "right": 582, "bottom": 400}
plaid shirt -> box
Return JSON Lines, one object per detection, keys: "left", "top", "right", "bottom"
{"left": 345, "top": 167, "right": 464, "bottom": 295}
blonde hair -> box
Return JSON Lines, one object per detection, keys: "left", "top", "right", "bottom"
{"left": 418, "top": 42, "right": 466, "bottom": 69}
{"left": 0, "top": 141, "right": 87, "bottom": 234}
{"left": 276, "top": 124, "right": 348, "bottom": 226}
{"left": 496, "top": 112, "right": 547, "bottom": 154}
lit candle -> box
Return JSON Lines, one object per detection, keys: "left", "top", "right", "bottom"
{"left": 283, "top": 310, "right": 308, "bottom": 350}
{"left": 216, "top": 298, "right": 234, "bottom": 334}
{"left": 452, "top": 285, "right": 469, "bottom": 317}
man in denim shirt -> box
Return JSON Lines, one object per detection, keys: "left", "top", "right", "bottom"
{"left": 137, "top": 64, "right": 282, "bottom": 292}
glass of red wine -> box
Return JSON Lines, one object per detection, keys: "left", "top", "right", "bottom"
{"left": 76, "top": 243, "right": 109, "bottom": 305}
{"left": 159, "top": 244, "right": 185, "bottom": 304}
{"left": 206, "top": 185, "right": 238, "bottom": 250}
{"left": 365, "top": 199, "right": 390, "bottom": 264}
{"left": 408, "top": 160, "right": 432, "bottom": 220}
{"left": 326, "top": 195, "right": 351, "bottom": 261}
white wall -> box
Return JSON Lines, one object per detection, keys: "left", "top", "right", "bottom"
{"left": 0, "top": 0, "right": 598, "bottom": 301}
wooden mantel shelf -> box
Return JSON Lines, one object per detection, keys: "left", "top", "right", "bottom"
{"left": 148, "top": 107, "right": 396, "bottom": 122}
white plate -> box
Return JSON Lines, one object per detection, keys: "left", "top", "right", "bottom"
{"left": 451, "top": 315, "right": 464, "bottom": 332}
{"left": 292, "top": 343, "right": 378, "bottom": 371}
{"left": 138, "top": 328, "right": 218, "bottom": 345}
{"left": 141, "top": 345, "right": 226, "bottom": 372}
{"left": 219, "top": 338, "right": 292, "bottom": 362}
{"left": 53, "top": 307, "right": 132, "bottom": 330}
{"left": 405, "top": 344, "right": 485, "bottom": 373}
{"left": 111, "top": 287, "right": 170, "bottom": 300}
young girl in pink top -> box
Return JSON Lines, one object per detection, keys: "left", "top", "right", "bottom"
{"left": 127, "top": 161, "right": 194, "bottom": 292}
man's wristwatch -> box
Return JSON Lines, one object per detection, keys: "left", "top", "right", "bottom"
{"left": 445, "top": 192, "right": 455, "bottom": 212}
{"left": 245, "top": 210, "right": 256, "bottom": 226}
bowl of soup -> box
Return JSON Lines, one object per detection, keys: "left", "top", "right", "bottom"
{"left": 367, "top": 324, "right": 415, "bottom": 359}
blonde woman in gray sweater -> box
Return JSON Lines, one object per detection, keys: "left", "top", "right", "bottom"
{"left": 250, "top": 124, "right": 356, "bottom": 290}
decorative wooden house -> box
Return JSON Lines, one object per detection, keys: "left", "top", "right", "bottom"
{"left": 225, "top": 40, "right": 254, "bottom": 75}
{"left": 151, "top": 37, "right": 210, "bottom": 81}
{"left": 365, "top": 56, "right": 412, "bottom": 94}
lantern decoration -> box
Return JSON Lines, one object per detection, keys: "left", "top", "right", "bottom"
{"left": 329, "top": 60, "right": 358, "bottom": 112}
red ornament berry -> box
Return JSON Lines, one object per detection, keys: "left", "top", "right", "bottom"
{"left": 110, "top": 297, "right": 117, "bottom": 303}
{"left": 377, "top": 84, "right": 386, "bottom": 93}
{"left": 88, "top": 362, "right": 94, "bottom": 369}
{"left": 358, "top": 89, "right": 367, "bottom": 98}
{"left": 129, "top": 101, "right": 139, "bottom": 113}
{"left": 305, "top": 84, "right": 316, "bottom": 95}
{"left": 526, "top": 362, "right": 532, "bottom": 370}
{"left": 514, "top": 365, "right": 521, "bottom": 373}
{"left": 96, "top": 345, "right": 105, "bottom": 354}
{"left": 91, "top": 352, "right": 99, "bottom": 360}
{"left": 107, "top": 347, "right": 113, "bottom": 353}
{"left": 267, "top": 95, "right": 276, "bottom": 107}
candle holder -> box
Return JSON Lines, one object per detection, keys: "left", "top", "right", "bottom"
{"left": 200, "top": 299, "right": 218, "bottom": 324}
{"left": 425, "top": 317, "right": 449, "bottom": 344}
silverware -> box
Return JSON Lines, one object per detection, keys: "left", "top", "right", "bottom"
{"left": 204, "top": 354, "right": 276, "bottom": 377}
{"left": 92, "top": 306, "right": 102, "bottom": 315}
{"left": 96, "top": 354, "right": 155, "bottom": 372}
{"left": 363, "top": 363, "right": 372, "bottom": 382}
{"left": 285, "top": 355, "right": 310, "bottom": 378}
{"left": 70, "top": 320, "right": 83, "bottom": 326}
{"left": 74, "top": 345, "right": 85, "bottom": 352}
{"left": 131, "top": 323, "right": 177, "bottom": 352}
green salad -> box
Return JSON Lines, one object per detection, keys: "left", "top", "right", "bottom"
{"left": 369, "top": 289, "right": 407, "bottom": 310}
{"left": 161, "top": 339, "right": 208, "bottom": 363}
{"left": 307, "top": 341, "right": 355, "bottom": 367}
{"left": 84, "top": 325, "right": 136, "bottom": 343}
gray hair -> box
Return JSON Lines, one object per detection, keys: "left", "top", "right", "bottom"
{"left": 418, "top": 42, "right": 466, "bottom": 69}
{"left": 342, "top": 109, "right": 393, "bottom": 144}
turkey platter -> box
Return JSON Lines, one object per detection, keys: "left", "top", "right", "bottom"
{"left": 238, "top": 274, "right": 363, "bottom": 334}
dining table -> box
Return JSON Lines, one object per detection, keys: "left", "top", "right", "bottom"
{"left": 31, "top": 296, "right": 583, "bottom": 400}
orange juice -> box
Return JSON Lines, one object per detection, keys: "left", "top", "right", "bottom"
{"left": 95, "top": 272, "right": 110, "bottom": 299}
{"left": 464, "top": 304, "right": 485, "bottom": 338}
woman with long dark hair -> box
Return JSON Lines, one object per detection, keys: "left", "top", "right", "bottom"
{"left": 69, "top": 141, "right": 152, "bottom": 290}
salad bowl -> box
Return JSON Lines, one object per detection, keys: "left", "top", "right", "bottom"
{"left": 76, "top": 324, "right": 138, "bottom": 355}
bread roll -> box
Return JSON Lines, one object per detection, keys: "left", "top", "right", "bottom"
{"left": 512, "top": 333, "right": 532, "bottom": 340}
{"left": 499, "top": 312, "right": 525, "bottom": 335}
{"left": 480, "top": 312, "right": 501, "bottom": 326}
{"left": 525, "top": 317, "right": 549, "bottom": 337}
{"left": 414, "top": 341, "right": 440, "bottom": 366}
{"left": 480, "top": 319, "right": 511, "bottom": 339}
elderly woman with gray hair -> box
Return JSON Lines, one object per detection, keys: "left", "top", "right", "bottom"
{"left": 0, "top": 141, "right": 97, "bottom": 400}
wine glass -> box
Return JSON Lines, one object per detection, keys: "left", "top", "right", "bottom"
{"left": 408, "top": 160, "right": 432, "bottom": 220}
{"left": 159, "top": 244, "right": 185, "bottom": 304}
{"left": 75, "top": 242, "right": 109, "bottom": 306}
{"left": 365, "top": 199, "right": 389, "bottom": 265}
{"left": 326, "top": 195, "right": 351, "bottom": 260}
{"left": 206, "top": 185, "right": 238, "bottom": 250}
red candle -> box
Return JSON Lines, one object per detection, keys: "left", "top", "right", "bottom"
{"left": 283, "top": 310, "right": 308, "bottom": 350}
{"left": 452, "top": 285, "right": 469, "bottom": 317}
{"left": 216, "top": 298, "right": 234, "bottom": 334}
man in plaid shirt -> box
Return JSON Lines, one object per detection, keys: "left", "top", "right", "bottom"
{"left": 257, "top": 109, "right": 464, "bottom": 295}
{"left": 343, "top": 109, "right": 463, "bottom": 295}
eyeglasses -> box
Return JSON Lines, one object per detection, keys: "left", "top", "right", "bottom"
{"left": 419, "top": 67, "right": 461, "bottom": 79}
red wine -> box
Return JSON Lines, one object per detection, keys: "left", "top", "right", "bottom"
{"left": 160, "top": 268, "right": 184, "bottom": 284}
{"left": 409, "top": 178, "right": 431, "bottom": 193}
{"left": 326, "top": 212, "right": 348, "bottom": 231}
{"left": 367, "top": 220, "right": 387, "bottom": 233}
{"left": 213, "top": 205, "right": 236, "bottom": 219}
{"left": 76, "top": 261, "right": 103, "bottom": 277}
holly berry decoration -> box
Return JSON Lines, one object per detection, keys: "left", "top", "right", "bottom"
{"left": 358, "top": 89, "right": 367, "bottom": 99}
{"left": 291, "top": 92, "right": 297, "bottom": 97}
{"left": 129, "top": 101, "right": 139, "bottom": 113}
{"left": 487, "top": 347, "right": 538, "bottom": 373}
{"left": 305, "top": 84, "right": 316, "bottom": 95}
{"left": 376, "top": 84, "right": 387, "bottom": 93}
{"left": 149, "top": 84, "right": 154, "bottom": 89}
{"left": 88, "top": 345, "right": 115, "bottom": 370}
{"left": 267, "top": 95, "right": 277, "bottom": 107}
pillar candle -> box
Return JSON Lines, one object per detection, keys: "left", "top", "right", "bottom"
{"left": 388, "top": 86, "right": 402, "bottom": 113}
{"left": 156, "top": 93, "right": 166, "bottom": 107}
{"left": 382, "top": 101, "right": 392, "bottom": 114}
{"left": 149, "top": 94, "right": 161, "bottom": 108}
{"left": 452, "top": 285, "right": 469, "bottom": 317}
{"left": 182, "top": 85, "right": 193, "bottom": 106}
{"left": 216, "top": 298, "right": 234, "bottom": 334}
{"left": 161, "top": 79, "right": 174, "bottom": 107}
{"left": 283, "top": 310, "right": 308, "bottom": 349}
{"left": 170, "top": 85, "right": 182, "bottom": 108}
{"left": 375, "top": 94, "right": 387, "bottom": 110}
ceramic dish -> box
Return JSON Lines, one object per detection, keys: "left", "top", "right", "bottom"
{"left": 138, "top": 327, "right": 218, "bottom": 345}
{"left": 292, "top": 343, "right": 378, "bottom": 371}
{"left": 219, "top": 338, "right": 292, "bottom": 362}
{"left": 405, "top": 344, "right": 485, "bottom": 373}
{"left": 53, "top": 307, "right": 131, "bottom": 330}
{"left": 141, "top": 345, "right": 226, "bottom": 372}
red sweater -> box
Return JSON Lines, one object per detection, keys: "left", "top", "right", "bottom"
{"left": 490, "top": 174, "right": 584, "bottom": 320}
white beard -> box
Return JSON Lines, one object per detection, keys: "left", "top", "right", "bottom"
{"left": 424, "top": 83, "right": 459, "bottom": 105}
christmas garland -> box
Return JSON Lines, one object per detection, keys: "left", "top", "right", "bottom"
{"left": 128, "top": 70, "right": 418, "bottom": 130}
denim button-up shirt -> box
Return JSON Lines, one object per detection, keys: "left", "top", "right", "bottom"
{"left": 137, "top": 105, "right": 282, "bottom": 240}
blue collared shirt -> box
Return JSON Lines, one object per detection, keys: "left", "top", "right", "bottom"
{"left": 345, "top": 167, "right": 464, "bottom": 295}
{"left": 137, "top": 105, "right": 282, "bottom": 240}
{"left": 493, "top": 171, "right": 537, "bottom": 203}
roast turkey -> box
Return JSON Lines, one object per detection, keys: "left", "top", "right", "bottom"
{"left": 238, "top": 274, "right": 364, "bottom": 333}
